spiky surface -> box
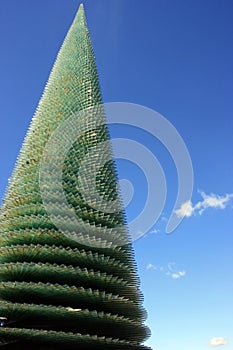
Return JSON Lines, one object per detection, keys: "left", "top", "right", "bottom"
{"left": 0, "top": 4, "right": 151, "bottom": 349}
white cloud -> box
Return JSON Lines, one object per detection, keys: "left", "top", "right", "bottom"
{"left": 149, "top": 229, "right": 160, "bottom": 234}
{"left": 175, "top": 200, "right": 194, "bottom": 218}
{"left": 209, "top": 337, "right": 228, "bottom": 346}
{"left": 160, "top": 215, "right": 167, "bottom": 222}
{"left": 146, "top": 263, "right": 157, "bottom": 270}
{"left": 171, "top": 271, "right": 186, "bottom": 279}
{"left": 175, "top": 191, "right": 233, "bottom": 218}
{"left": 147, "top": 262, "right": 186, "bottom": 279}
{"left": 196, "top": 191, "right": 233, "bottom": 214}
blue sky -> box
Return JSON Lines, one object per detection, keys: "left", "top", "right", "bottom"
{"left": 0, "top": 1, "right": 233, "bottom": 349}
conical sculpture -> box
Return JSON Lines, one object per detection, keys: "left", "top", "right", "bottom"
{"left": 0, "top": 4, "right": 151, "bottom": 349}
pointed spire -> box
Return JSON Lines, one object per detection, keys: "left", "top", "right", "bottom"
{"left": 0, "top": 1, "right": 103, "bottom": 212}
{"left": 78, "top": 3, "right": 84, "bottom": 12}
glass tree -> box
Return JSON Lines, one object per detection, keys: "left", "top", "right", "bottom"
{"left": 0, "top": 4, "right": 151, "bottom": 349}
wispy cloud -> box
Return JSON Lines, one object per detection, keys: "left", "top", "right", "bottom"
{"left": 149, "top": 229, "right": 160, "bottom": 235}
{"left": 170, "top": 271, "right": 186, "bottom": 279}
{"left": 209, "top": 337, "right": 228, "bottom": 346}
{"left": 147, "top": 262, "right": 186, "bottom": 279}
{"left": 166, "top": 262, "right": 186, "bottom": 279}
{"left": 146, "top": 263, "right": 157, "bottom": 270}
{"left": 160, "top": 215, "right": 167, "bottom": 222}
{"left": 175, "top": 191, "right": 233, "bottom": 218}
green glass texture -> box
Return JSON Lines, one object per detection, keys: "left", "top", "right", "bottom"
{"left": 0, "top": 4, "right": 151, "bottom": 349}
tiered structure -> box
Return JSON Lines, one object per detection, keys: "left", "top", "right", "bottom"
{"left": 0, "top": 4, "right": 151, "bottom": 349}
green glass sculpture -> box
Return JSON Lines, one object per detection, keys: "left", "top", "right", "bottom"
{"left": 0, "top": 4, "right": 151, "bottom": 349}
